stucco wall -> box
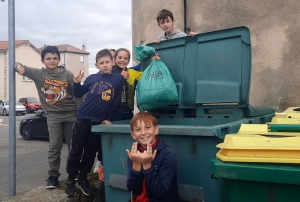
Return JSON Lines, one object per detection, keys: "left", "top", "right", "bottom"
{"left": 132, "top": 0, "right": 300, "bottom": 111}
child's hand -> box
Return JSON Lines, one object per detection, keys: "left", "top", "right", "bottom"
{"left": 126, "top": 142, "right": 142, "bottom": 171}
{"left": 189, "top": 31, "right": 197, "bottom": 37}
{"left": 121, "top": 69, "right": 129, "bottom": 79}
{"left": 16, "top": 65, "right": 25, "bottom": 75}
{"left": 74, "top": 70, "right": 84, "bottom": 83}
{"left": 102, "top": 120, "right": 111, "bottom": 124}
{"left": 155, "top": 40, "right": 161, "bottom": 44}
{"left": 152, "top": 54, "right": 160, "bottom": 61}
{"left": 142, "top": 143, "right": 157, "bottom": 170}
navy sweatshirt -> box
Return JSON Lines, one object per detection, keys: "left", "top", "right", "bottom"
{"left": 74, "top": 73, "right": 124, "bottom": 122}
{"left": 127, "top": 138, "right": 179, "bottom": 202}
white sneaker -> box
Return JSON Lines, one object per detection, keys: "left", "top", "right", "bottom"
{"left": 94, "top": 161, "right": 102, "bottom": 173}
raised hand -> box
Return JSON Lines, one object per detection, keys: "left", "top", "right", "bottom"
{"left": 142, "top": 143, "right": 157, "bottom": 170}
{"left": 16, "top": 64, "right": 25, "bottom": 75}
{"left": 74, "top": 69, "right": 84, "bottom": 83}
{"left": 189, "top": 31, "right": 197, "bottom": 37}
{"left": 126, "top": 142, "right": 142, "bottom": 171}
{"left": 121, "top": 68, "right": 129, "bottom": 79}
{"left": 152, "top": 53, "right": 161, "bottom": 61}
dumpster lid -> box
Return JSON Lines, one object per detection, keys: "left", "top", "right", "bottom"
{"left": 141, "top": 26, "right": 251, "bottom": 107}
{"left": 216, "top": 134, "right": 300, "bottom": 163}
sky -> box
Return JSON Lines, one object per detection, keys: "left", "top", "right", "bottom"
{"left": 0, "top": 0, "right": 132, "bottom": 74}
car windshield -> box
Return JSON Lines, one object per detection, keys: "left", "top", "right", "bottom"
{"left": 16, "top": 101, "right": 22, "bottom": 105}
{"left": 27, "top": 97, "right": 40, "bottom": 102}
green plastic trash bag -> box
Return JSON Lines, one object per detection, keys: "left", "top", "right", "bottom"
{"left": 136, "top": 60, "right": 179, "bottom": 111}
{"left": 134, "top": 45, "right": 156, "bottom": 61}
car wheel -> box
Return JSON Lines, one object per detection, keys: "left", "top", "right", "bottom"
{"left": 26, "top": 107, "right": 31, "bottom": 114}
{"left": 3, "top": 109, "right": 8, "bottom": 116}
{"left": 21, "top": 124, "right": 34, "bottom": 140}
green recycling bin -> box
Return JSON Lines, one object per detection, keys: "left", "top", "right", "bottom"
{"left": 92, "top": 26, "right": 276, "bottom": 202}
{"left": 211, "top": 158, "right": 300, "bottom": 202}
{"left": 93, "top": 118, "right": 253, "bottom": 202}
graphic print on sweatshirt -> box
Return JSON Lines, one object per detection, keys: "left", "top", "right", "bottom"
{"left": 41, "top": 78, "right": 68, "bottom": 105}
{"left": 91, "top": 81, "right": 115, "bottom": 101}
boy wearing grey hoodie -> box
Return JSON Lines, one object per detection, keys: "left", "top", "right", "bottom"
{"left": 156, "top": 9, "right": 196, "bottom": 42}
{"left": 15, "top": 46, "right": 78, "bottom": 189}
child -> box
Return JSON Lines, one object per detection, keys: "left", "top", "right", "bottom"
{"left": 156, "top": 9, "right": 197, "bottom": 42}
{"left": 65, "top": 49, "right": 124, "bottom": 197}
{"left": 15, "top": 46, "right": 78, "bottom": 189}
{"left": 126, "top": 112, "right": 179, "bottom": 202}
{"left": 112, "top": 48, "right": 143, "bottom": 121}
{"left": 93, "top": 48, "right": 117, "bottom": 174}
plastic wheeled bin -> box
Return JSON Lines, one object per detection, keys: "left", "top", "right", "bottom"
{"left": 92, "top": 26, "right": 275, "bottom": 202}
{"left": 93, "top": 118, "right": 253, "bottom": 202}
{"left": 211, "top": 158, "right": 300, "bottom": 202}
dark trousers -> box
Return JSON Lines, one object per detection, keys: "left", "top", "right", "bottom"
{"left": 66, "top": 118, "right": 101, "bottom": 175}
{"left": 96, "top": 111, "right": 133, "bottom": 161}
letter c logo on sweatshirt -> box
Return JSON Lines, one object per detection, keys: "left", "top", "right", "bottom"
{"left": 102, "top": 89, "right": 111, "bottom": 101}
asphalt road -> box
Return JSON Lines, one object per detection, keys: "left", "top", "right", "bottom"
{"left": 0, "top": 113, "right": 68, "bottom": 201}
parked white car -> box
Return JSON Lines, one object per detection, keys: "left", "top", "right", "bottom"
{"left": 0, "top": 100, "right": 26, "bottom": 116}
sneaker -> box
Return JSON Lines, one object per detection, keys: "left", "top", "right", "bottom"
{"left": 98, "top": 165, "right": 104, "bottom": 182}
{"left": 93, "top": 160, "right": 102, "bottom": 173}
{"left": 46, "top": 176, "right": 58, "bottom": 189}
{"left": 78, "top": 179, "right": 93, "bottom": 196}
{"left": 65, "top": 180, "right": 76, "bottom": 197}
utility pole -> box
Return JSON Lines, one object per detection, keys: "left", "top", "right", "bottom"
{"left": 3, "top": 0, "right": 17, "bottom": 197}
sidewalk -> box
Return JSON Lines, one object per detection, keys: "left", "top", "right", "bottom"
{"left": 5, "top": 173, "right": 104, "bottom": 202}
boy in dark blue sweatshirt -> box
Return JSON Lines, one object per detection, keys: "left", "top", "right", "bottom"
{"left": 65, "top": 49, "right": 124, "bottom": 197}
{"left": 126, "top": 112, "right": 179, "bottom": 202}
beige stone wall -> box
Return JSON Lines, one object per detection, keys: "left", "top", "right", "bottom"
{"left": 132, "top": 0, "right": 300, "bottom": 111}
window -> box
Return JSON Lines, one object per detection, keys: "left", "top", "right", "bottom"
{"left": 22, "top": 76, "right": 32, "bottom": 82}
{"left": 80, "top": 55, "right": 84, "bottom": 63}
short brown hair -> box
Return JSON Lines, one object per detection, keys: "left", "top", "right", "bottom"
{"left": 130, "top": 112, "right": 157, "bottom": 131}
{"left": 156, "top": 9, "right": 174, "bottom": 23}
{"left": 95, "top": 49, "right": 113, "bottom": 63}
{"left": 115, "top": 48, "right": 131, "bottom": 60}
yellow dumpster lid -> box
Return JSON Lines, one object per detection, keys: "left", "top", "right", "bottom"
{"left": 216, "top": 134, "right": 300, "bottom": 163}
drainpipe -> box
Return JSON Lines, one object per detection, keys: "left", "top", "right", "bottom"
{"left": 184, "top": 0, "right": 190, "bottom": 33}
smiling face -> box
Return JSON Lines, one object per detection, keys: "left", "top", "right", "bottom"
{"left": 131, "top": 120, "right": 159, "bottom": 149}
{"left": 41, "top": 53, "right": 60, "bottom": 70}
{"left": 95, "top": 55, "right": 113, "bottom": 74}
{"left": 158, "top": 16, "right": 175, "bottom": 35}
{"left": 115, "top": 50, "right": 130, "bottom": 69}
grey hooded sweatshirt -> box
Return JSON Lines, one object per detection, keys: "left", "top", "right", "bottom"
{"left": 15, "top": 62, "right": 77, "bottom": 112}
{"left": 158, "top": 29, "right": 187, "bottom": 41}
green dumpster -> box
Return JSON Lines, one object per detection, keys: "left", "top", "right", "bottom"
{"left": 211, "top": 158, "right": 300, "bottom": 202}
{"left": 92, "top": 26, "right": 275, "bottom": 202}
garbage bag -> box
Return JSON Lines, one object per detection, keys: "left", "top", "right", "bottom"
{"left": 136, "top": 60, "right": 179, "bottom": 111}
{"left": 134, "top": 45, "right": 156, "bottom": 61}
